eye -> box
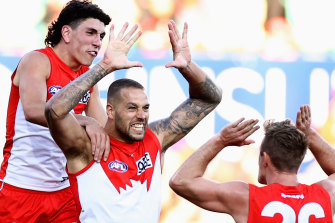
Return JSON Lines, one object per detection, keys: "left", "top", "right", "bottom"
{"left": 143, "top": 105, "right": 149, "bottom": 111}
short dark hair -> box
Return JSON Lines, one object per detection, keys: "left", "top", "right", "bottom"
{"left": 45, "top": 0, "right": 111, "bottom": 47}
{"left": 107, "top": 78, "right": 145, "bottom": 104}
{"left": 260, "top": 120, "right": 309, "bottom": 173}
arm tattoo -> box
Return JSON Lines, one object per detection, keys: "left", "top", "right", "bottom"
{"left": 50, "top": 107, "right": 60, "bottom": 118}
{"left": 50, "top": 64, "right": 109, "bottom": 117}
{"left": 150, "top": 76, "right": 222, "bottom": 151}
{"left": 190, "top": 76, "right": 222, "bottom": 103}
{"left": 150, "top": 98, "right": 215, "bottom": 150}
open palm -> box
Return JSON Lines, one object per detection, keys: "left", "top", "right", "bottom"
{"left": 102, "top": 23, "right": 142, "bottom": 72}
{"left": 165, "top": 20, "right": 191, "bottom": 69}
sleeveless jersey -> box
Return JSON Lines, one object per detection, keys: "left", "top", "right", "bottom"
{"left": 69, "top": 129, "right": 162, "bottom": 223}
{"left": 248, "top": 183, "right": 333, "bottom": 223}
{"left": 0, "top": 47, "right": 91, "bottom": 191}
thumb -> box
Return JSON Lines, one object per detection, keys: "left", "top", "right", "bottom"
{"left": 126, "top": 61, "right": 143, "bottom": 68}
{"left": 165, "top": 61, "right": 176, "bottom": 68}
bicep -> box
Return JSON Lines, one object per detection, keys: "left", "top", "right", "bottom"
{"left": 149, "top": 98, "right": 215, "bottom": 151}
{"left": 316, "top": 175, "right": 335, "bottom": 215}
{"left": 46, "top": 110, "right": 91, "bottom": 159}
{"left": 85, "top": 84, "right": 107, "bottom": 126}
{"left": 171, "top": 177, "right": 249, "bottom": 214}
{"left": 18, "top": 52, "right": 50, "bottom": 126}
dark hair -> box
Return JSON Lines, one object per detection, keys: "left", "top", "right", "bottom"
{"left": 107, "top": 78, "right": 145, "bottom": 103}
{"left": 260, "top": 120, "right": 309, "bottom": 173}
{"left": 45, "top": 0, "right": 111, "bottom": 47}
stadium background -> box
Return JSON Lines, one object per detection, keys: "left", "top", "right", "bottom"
{"left": 1, "top": 0, "right": 335, "bottom": 222}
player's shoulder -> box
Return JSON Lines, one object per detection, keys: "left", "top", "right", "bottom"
{"left": 315, "top": 176, "right": 335, "bottom": 197}
{"left": 16, "top": 49, "right": 51, "bottom": 80}
{"left": 20, "top": 49, "right": 51, "bottom": 69}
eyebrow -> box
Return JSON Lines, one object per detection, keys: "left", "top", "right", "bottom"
{"left": 86, "top": 27, "right": 106, "bottom": 36}
{"left": 126, "top": 102, "right": 150, "bottom": 107}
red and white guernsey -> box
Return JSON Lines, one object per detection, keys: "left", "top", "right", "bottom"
{"left": 69, "top": 129, "right": 162, "bottom": 223}
{"left": 248, "top": 183, "right": 333, "bottom": 223}
{"left": 0, "top": 47, "right": 91, "bottom": 191}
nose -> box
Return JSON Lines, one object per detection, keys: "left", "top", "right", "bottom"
{"left": 136, "top": 109, "right": 146, "bottom": 119}
{"left": 93, "top": 36, "right": 102, "bottom": 48}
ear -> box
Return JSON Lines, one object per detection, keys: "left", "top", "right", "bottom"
{"left": 262, "top": 152, "right": 272, "bottom": 168}
{"left": 106, "top": 104, "right": 115, "bottom": 119}
{"left": 61, "top": 25, "right": 72, "bottom": 43}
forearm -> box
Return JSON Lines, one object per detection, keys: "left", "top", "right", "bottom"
{"left": 171, "top": 134, "right": 224, "bottom": 187}
{"left": 24, "top": 108, "right": 49, "bottom": 127}
{"left": 74, "top": 114, "right": 100, "bottom": 128}
{"left": 46, "top": 64, "right": 108, "bottom": 119}
{"left": 179, "top": 62, "right": 222, "bottom": 104}
{"left": 308, "top": 128, "right": 335, "bottom": 175}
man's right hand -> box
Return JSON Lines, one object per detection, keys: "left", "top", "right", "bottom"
{"left": 296, "top": 105, "right": 312, "bottom": 136}
{"left": 99, "top": 23, "right": 143, "bottom": 73}
{"left": 217, "top": 118, "right": 260, "bottom": 148}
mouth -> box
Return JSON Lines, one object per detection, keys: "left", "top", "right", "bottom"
{"left": 87, "top": 50, "right": 98, "bottom": 57}
{"left": 131, "top": 123, "right": 144, "bottom": 132}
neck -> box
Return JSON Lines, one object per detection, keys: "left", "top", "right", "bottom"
{"left": 104, "top": 121, "right": 132, "bottom": 144}
{"left": 266, "top": 170, "right": 299, "bottom": 186}
{"left": 52, "top": 44, "right": 82, "bottom": 71}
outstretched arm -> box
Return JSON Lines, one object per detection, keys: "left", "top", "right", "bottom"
{"left": 297, "top": 106, "right": 335, "bottom": 215}
{"left": 45, "top": 23, "right": 142, "bottom": 170}
{"left": 169, "top": 118, "right": 259, "bottom": 217}
{"left": 150, "top": 20, "right": 222, "bottom": 153}
{"left": 296, "top": 105, "right": 335, "bottom": 175}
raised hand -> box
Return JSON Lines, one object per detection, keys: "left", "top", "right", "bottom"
{"left": 165, "top": 20, "right": 191, "bottom": 69}
{"left": 218, "top": 118, "right": 260, "bottom": 147}
{"left": 296, "top": 105, "right": 311, "bottom": 136}
{"left": 101, "top": 22, "right": 143, "bottom": 73}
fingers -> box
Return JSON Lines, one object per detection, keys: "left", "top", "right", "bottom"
{"left": 230, "top": 118, "right": 259, "bottom": 136}
{"left": 93, "top": 133, "right": 101, "bottom": 162}
{"left": 219, "top": 118, "right": 259, "bottom": 147}
{"left": 127, "top": 28, "right": 142, "bottom": 47}
{"left": 297, "top": 104, "right": 311, "bottom": 126}
{"left": 110, "top": 22, "right": 142, "bottom": 46}
{"left": 301, "top": 104, "right": 311, "bottom": 121}
{"left": 168, "top": 20, "right": 181, "bottom": 42}
{"left": 93, "top": 133, "right": 110, "bottom": 162}
{"left": 230, "top": 117, "right": 245, "bottom": 127}
{"left": 167, "top": 29, "right": 178, "bottom": 50}
{"left": 116, "top": 22, "right": 129, "bottom": 40}
{"left": 182, "top": 22, "right": 188, "bottom": 40}
{"left": 296, "top": 110, "right": 302, "bottom": 125}
{"left": 122, "top": 24, "right": 143, "bottom": 48}
{"left": 91, "top": 138, "right": 97, "bottom": 158}
{"left": 103, "top": 137, "right": 111, "bottom": 162}
{"left": 234, "top": 118, "right": 259, "bottom": 132}
{"left": 108, "top": 24, "right": 115, "bottom": 42}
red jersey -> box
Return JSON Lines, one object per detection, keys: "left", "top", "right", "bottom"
{"left": 1, "top": 47, "right": 91, "bottom": 191}
{"left": 69, "top": 129, "right": 162, "bottom": 222}
{"left": 248, "top": 183, "right": 333, "bottom": 223}
{"left": 40, "top": 47, "right": 91, "bottom": 113}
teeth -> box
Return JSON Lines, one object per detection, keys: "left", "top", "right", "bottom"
{"left": 88, "top": 51, "right": 97, "bottom": 56}
{"left": 132, "top": 124, "right": 143, "bottom": 129}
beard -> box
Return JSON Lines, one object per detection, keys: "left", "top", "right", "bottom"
{"left": 114, "top": 118, "right": 146, "bottom": 143}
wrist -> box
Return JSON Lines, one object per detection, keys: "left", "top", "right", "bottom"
{"left": 212, "top": 134, "right": 229, "bottom": 151}
{"left": 178, "top": 61, "right": 193, "bottom": 74}
{"left": 97, "top": 62, "right": 114, "bottom": 75}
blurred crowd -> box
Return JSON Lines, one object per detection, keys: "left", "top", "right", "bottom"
{"left": 1, "top": 0, "right": 335, "bottom": 61}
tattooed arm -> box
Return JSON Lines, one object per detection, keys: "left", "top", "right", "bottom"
{"left": 149, "top": 21, "right": 222, "bottom": 155}
{"left": 45, "top": 23, "right": 142, "bottom": 172}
